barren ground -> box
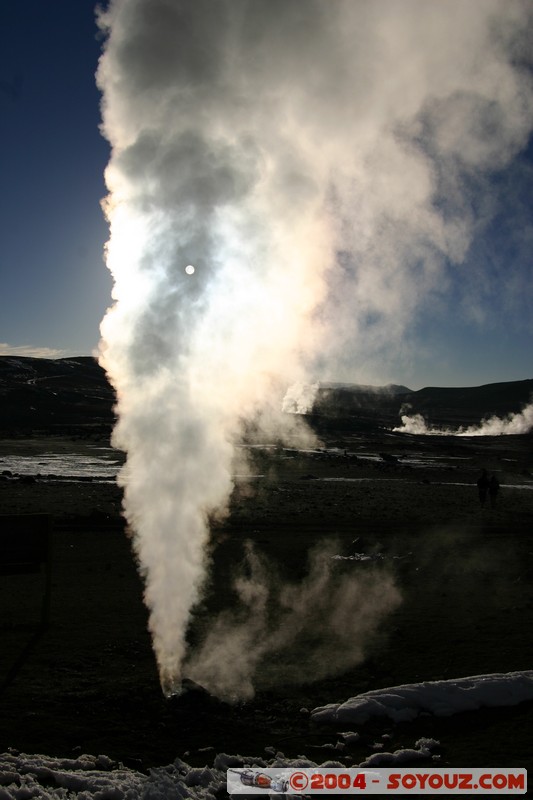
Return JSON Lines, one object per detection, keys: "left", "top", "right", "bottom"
{"left": 0, "top": 430, "right": 532, "bottom": 772}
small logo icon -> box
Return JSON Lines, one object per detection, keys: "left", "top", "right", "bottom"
{"left": 229, "top": 769, "right": 289, "bottom": 793}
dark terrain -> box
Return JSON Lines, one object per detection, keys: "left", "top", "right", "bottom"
{"left": 0, "top": 357, "right": 532, "bottom": 772}
{"left": 1, "top": 354, "right": 531, "bottom": 432}
{"left": 0, "top": 356, "right": 114, "bottom": 434}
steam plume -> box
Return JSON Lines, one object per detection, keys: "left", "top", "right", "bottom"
{"left": 394, "top": 401, "right": 533, "bottom": 436}
{"left": 96, "top": 1, "right": 533, "bottom": 694}
{"left": 185, "top": 540, "right": 401, "bottom": 701}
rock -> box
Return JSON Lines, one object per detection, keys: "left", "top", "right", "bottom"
{"left": 18, "top": 475, "right": 36, "bottom": 484}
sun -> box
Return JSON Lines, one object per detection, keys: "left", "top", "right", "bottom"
{"left": 185, "top": 264, "right": 195, "bottom": 275}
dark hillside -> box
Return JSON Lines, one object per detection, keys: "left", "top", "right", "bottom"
{"left": 312, "top": 383, "right": 411, "bottom": 429}
{"left": 0, "top": 356, "right": 115, "bottom": 435}
{"left": 311, "top": 379, "right": 533, "bottom": 430}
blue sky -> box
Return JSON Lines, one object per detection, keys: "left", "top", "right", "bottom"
{"left": 0, "top": 0, "right": 532, "bottom": 390}
{"left": 0, "top": 0, "right": 111, "bottom": 359}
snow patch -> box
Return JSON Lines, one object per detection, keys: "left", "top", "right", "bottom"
{"left": 312, "top": 671, "right": 533, "bottom": 725}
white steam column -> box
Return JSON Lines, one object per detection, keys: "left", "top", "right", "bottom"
{"left": 96, "top": 0, "right": 533, "bottom": 697}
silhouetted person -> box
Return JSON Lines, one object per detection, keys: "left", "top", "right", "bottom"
{"left": 477, "top": 469, "right": 489, "bottom": 507}
{"left": 489, "top": 475, "right": 500, "bottom": 509}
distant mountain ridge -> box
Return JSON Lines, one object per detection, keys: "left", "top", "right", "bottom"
{"left": 0, "top": 355, "right": 531, "bottom": 434}
{"left": 319, "top": 382, "right": 411, "bottom": 395}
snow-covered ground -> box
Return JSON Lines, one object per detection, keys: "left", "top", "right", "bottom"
{"left": 0, "top": 449, "right": 502, "bottom": 483}
{"left": 1, "top": 671, "right": 531, "bottom": 798}
{"left": 321, "top": 476, "right": 533, "bottom": 490}
{"left": 0, "top": 743, "right": 442, "bottom": 799}
{"left": 312, "top": 671, "right": 533, "bottom": 725}
{"left": 0, "top": 450, "right": 122, "bottom": 480}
